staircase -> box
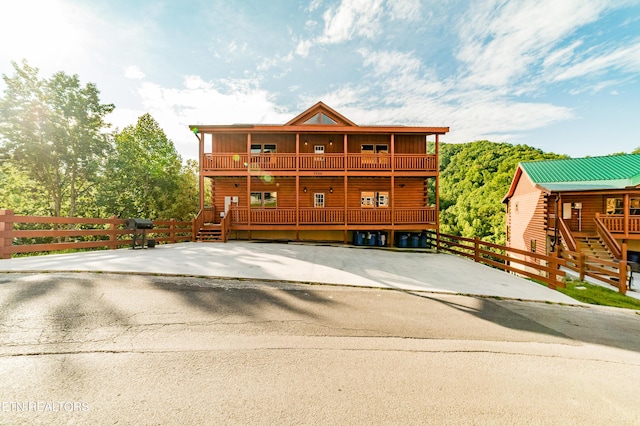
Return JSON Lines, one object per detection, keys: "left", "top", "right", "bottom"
{"left": 577, "top": 236, "right": 615, "bottom": 262}
{"left": 577, "top": 236, "right": 620, "bottom": 283}
{"left": 196, "top": 224, "right": 224, "bottom": 242}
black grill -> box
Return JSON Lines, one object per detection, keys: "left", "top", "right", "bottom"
{"left": 126, "top": 218, "right": 154, "bottom": 249}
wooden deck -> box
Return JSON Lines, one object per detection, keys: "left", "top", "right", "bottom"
{"left": 202, "top": 153, "right": 437, "bottom": 173}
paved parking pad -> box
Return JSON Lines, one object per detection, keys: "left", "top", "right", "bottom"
{"left": 0, "top": 242, "right": 577, "bottom": 304}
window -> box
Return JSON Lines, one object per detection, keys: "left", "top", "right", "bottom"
{"left": 632, "top": 198, "right": 640, "bottom": 215}
{"left": 606, "top": 198, "right": 623, "bottom": 215}
{"left": 361, "top": 191, "right": 389, "bottom": 208}
{"left": 314, "top": 145, "right": 325, "bottom": 154}
{"left": 361, "top": 191, "right": 375, "bottom": 208}
{"left": 250, "top": 191, "right": 277, "bottom": 208}
{"left": 314, "top": 193, "right": 325, "bottom": 208}
{"left": 377, "top": 191, "right": 389, "bottom": 207}
{"left": 531, "top": 239, "right": 536, "bottom": 253}
{"left": 303, "top": 113, "right": 338, "bottom": 125}
{"left": 250, "top": 144, "right": 277, "bottom": 154}
{"left": 375, "top": 144, "right": 388, "bottom": 153}
{"left": 361, "top": 144, "right": 374, "bottom": 152}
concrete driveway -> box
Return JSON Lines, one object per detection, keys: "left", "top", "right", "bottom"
{"left": 0, "top": 241, "right": 577, "bottom": 304}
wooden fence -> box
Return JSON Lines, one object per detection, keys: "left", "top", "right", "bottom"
{"left": 427, "top": 231, "right": 629, "bottom": 294}
{"left": 0, "top": 209, "right": 192, "bottom": 259}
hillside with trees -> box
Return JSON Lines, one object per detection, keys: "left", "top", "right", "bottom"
{"left": 438, "top": 141, "right": 566, "bottom": 245}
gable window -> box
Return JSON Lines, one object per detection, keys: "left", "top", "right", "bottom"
{"left": 314, "top": 193, "right": 325, "bottom": 208}
{"left": 251, "top": 191, "right": 277, "bottom": 208}
{"left": 303, "top": 113, "right": 338, "bottom": 125}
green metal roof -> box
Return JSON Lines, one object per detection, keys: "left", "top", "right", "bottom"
{"left": 520, "top": 154, "right": 640, "bottom": 191}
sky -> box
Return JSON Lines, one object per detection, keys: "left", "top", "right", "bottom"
{"left": 1, "top": 0, "right": 640, "bottom": 162}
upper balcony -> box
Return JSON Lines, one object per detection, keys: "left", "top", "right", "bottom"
{"left": 201, "top": 153, "right": 437, "bottom": 173}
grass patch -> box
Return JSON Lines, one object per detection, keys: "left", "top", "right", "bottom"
{"left": 556, "top": 279, "right": 640, "bottom": 310}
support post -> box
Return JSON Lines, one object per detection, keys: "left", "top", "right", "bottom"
{"left": 170, "top": 218, "right": 176, "bottom": 244}
{"left": 619, "top": 260, "right": 628, "bottom": 295}
{"left": 0, "top": 209, "right": 14, "bottom": 259}
{"left": 474, "top": 236, "right": 480, "bottom": 262}
{"left": 109, "top": 215, "right": 118, "bottom": 250}
{"left": 579, "top": 252, "right": 586, "bottom": 281}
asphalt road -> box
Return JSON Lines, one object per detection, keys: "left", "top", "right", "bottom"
{"left": 1, "top": 272, "right": 640, "bottom": 425}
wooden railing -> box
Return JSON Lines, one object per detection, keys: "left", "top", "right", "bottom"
{"left": 594, "top": 214, "right": 622, "bottom": 259}
{"left": 394, "top": 154, "right": 437, "bottom": 171}
{"left": 599, "top": 214, "right": 640, "bottom": 234}
{"left": 299, "top": 208, "right": 344, "bottom": 224}
{"left": 559, "top": 248, "right": 628, "bottom": 294}
{"left": 431, "top": 231, "right": 566, "bottom": 289}
{"left": 394, "top": 208, "right": 436, "bottom": 223}
{"left": 298, "top": 154, "right": 344, "bottom": 170}
{"left": 228, "top": 207, "right": 434, "bottom": 225}
{"left": 0, "top": 209, "right": 193, "bottom": 259}
{"left": 428, "top": 230, "right": 629, "bottom": 294}
{"left": 201, "top": 153, "right": 437, "bottom": 172}
{"left": 557, "top": 216, "right": 577, "bottom": 252}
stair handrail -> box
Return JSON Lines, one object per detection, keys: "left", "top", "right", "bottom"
{"left": 557, "top": 216, "right": 577, "bottom": 252}
{"left": 594, "top": 214, "right": 622, "bottom": 259}
{"left": 220, "top": 209, "right": 232, "bottom": 242}
{"left": 193, "top": 208, "right": 204, "bottom": 241}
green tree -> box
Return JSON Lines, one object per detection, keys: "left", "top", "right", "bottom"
{"left": 99, "top": 113, "right": 197, "bottom": 220}
{"left": 0, "top": 60, "right": 114, "bottom": 217}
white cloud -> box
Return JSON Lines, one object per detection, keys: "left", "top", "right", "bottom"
{"left": 554, "top": 39, "right": 640, "bottom": 81}
{"left": 124, "top": 65, "right": 146, "bottom": 80}
{"left": 318, "top": 0, "right": 385, "bottom": 44}
{"left": 387, "top": 0, "right": 422, "bottom": 21}
{"left": 455, "top": 0, "right": 610, "bottom": 88}
{"left": 126, "top": 76, "right": 294, "bottom": 161}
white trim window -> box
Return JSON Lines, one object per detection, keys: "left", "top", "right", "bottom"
{"left": 314, "top": 193, "right": 325, "bottom": 208}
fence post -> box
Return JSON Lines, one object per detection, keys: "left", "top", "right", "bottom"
{"left": 619, "top": 260, "right": 628, "bottom": 295}
{"left": 547, "top": 252, "right": 558, "bottom": 290}
{"left": 0, "top": 209, "right": 15, "bottom": 259}
{"left": 170, "top": 218, "right": 176, "bottom": 244}
{"left": 108, "top": 215, "right": 118, "bottom": 250}
{"left": 436, "top": 229, "right": 440, "bottom": 253}
{"left": 474, "top": 237, "right": 480, "bottom": 262}
{"left": 578, "top": 252, "right": 586, "bottom": 281}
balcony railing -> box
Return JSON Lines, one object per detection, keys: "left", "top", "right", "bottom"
{"left": 599, "top": 214, "right": 640, "bottom": 234}
{"left": 202, "top": 153, "right": 437, "bottom": 172}
{"left": 229, "top": 207, "right": 436, "bottom": 225}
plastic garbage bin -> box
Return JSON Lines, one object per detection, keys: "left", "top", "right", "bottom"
{"left": 411, "top": 233, "right": 420, "bottom": 248}
{"left": 398, "top": 233, "right": 408, "bottom": 248}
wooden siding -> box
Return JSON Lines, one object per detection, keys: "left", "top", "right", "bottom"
{"left": 557, "top": 194, "right": 602, "bottom": 234}
{"left": 507, "top": 173, "right": 547, "bottom": 271}
{"left": 394, "top": 135, "right": 427, "bottom": 154}
{"left": 212, "top": 133, "right": 245, "bottom": 153}
{"left": 251, "top": 133, "right": 296, "bottom": 152}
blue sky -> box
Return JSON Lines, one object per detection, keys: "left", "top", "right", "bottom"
{"left": 1, "top": 0, "right": 639, "bottom": 161}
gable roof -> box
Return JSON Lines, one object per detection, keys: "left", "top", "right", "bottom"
{"left": 503, "top": 154, "right": 640, "bottom": 202}
{"left": 285, "top": 101, "right": 357, "bottom": 126}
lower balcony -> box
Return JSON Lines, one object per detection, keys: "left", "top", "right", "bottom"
{"left": 600, "top": 214, "right": 640, "bottom": 234}
{"left": 227, "top": 207, "right": 436, "bottom": 226}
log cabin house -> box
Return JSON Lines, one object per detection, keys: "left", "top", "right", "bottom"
{"left": 502, "top": 154, "right": 640, "bottom": 273}
{"left": 189, "top": 102, "right": 449, "bottom": 244}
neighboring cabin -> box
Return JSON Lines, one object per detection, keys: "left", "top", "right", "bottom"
{"left": 189, "top": 102, "right": 449, "bottom": 244}
{"left": 503, "top": 155, "right": 640, "bottom": 272}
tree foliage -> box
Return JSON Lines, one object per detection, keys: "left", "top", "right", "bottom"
{"left": 0, "top": 60, "right": 115, "bottom": 217}
{"left": 438, "top": 141, "right": 566, "bottom": 244}
{"left": 98, "top": 113, "right": 197, "bottom": 220}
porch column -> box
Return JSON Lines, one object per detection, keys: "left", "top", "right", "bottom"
{"left": 390, "top": 133, "right": 395, "bottom": 246}
{"left": 296, "top": 133, "right": 300, "bottom": 242}
{"left": 199, "top": 132, "right": 205, "bottom": 211}
{"left": 247, "top": 133, "right": 252, "bottom": 240}
{"left": 435, "top": 134, "right": 440, "bottom": 232}
{"left": 344, "top": 134, "right": 348, "bottom": 240}
{"left": 624, "top": 193, "right": 630, "bottom": 238}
